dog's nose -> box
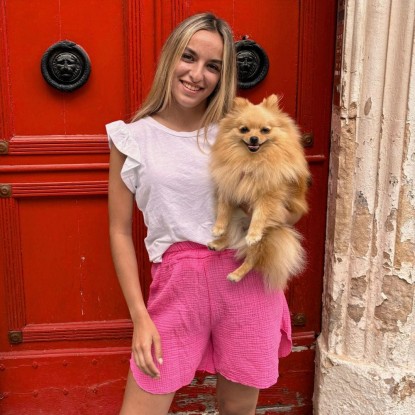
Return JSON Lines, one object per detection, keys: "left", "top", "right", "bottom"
{"left": 249, "top": 136, "right": 259, "bottom": 145}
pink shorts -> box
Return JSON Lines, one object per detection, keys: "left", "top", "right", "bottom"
{"left": 130, "top": 242, "right": 292, "bottom": 394}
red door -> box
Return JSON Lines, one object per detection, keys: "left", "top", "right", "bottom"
{"left": 0, "top": 1, "right": 336, "bottom": 414}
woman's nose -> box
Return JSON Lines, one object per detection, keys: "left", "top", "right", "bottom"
{"left": 189, "top": 63, "right": 203, "bottom": 82}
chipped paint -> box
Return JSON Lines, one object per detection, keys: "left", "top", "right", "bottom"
{"left": 351, "top": 191, "right": 372, "bottom": 257}
{"left": 384, "top": 207, "right": 397, "bottom": 232}
{"left": 333, "top": 119, "right": 357, "bottom": 256}
{"left": 395, "top": 183, "right": 415, "bottom": 272}
{"left": 350, "top": 275, "right": 367, "bottom": 299}
{"left": 292, "top": 343, "right": 315, "bottom": 353}
{"left": 256, "top": 405, "right": 294, "bottom": 414}
{"left": 390, "top": 376, "right": 415, "bottom": 401}
{"left": 347, "top": 304, "right": 364, "bottom": 323}
{"left": 364, "top": 97, "right": 372, "bottom": 116}
{"left": 374, "top": 276, "right": 414, "bottom": 332}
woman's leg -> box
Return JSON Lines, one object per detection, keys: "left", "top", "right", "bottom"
{"left": 119, "top": 370, "right": 175, "bottom": 415}
{"left": 216, "top": 373, "right": 259, "bottom": 415}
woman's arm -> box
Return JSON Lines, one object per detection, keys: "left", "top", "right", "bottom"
{"left": 108, "top": 145, "right": 162, "bottom": 378}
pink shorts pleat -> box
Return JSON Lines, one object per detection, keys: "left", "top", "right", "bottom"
{"left": 130, "top": 242, "right": 292, "bottom": 394}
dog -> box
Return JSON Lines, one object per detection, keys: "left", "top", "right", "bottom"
{"left": 207, "top": 94, "right": 310, "bottom": 290}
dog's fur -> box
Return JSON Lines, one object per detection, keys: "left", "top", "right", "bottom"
{"left": 208, "top": 95, "right": 310, "bottom": 290}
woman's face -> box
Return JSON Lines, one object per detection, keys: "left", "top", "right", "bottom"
{"left": 171, "top": 30, "right": 223, "bottom": 112}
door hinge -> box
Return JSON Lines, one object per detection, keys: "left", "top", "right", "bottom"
{"left": 8, "top": 330, "right": 23, "bottom": 344}
{"left": 0, "top": 140, "right": 9, "bottom": 154}
{"left": 0, "top": 184, "right": 12, "bottom": 198}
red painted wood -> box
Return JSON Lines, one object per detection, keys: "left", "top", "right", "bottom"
{"left": 0, "top": 197, "right": 26, "bottom": 331}
{"left": 22, "top": 320, "right": 133, "bottom": 343}
{"left": 8, "top": 135, "right": 109, "bottom": 155}
{"left": 0, "top": 348, "right": 130, "bottom": 415}
{"left": 0, "top": 0, "right": 336, "bottom": 414}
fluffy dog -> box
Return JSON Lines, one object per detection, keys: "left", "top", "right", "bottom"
{"left": 208, "top": 95, "right": 310, "bottom": 290}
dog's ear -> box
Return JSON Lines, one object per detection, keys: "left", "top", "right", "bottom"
{"left": 233, "top": 97, "right": 250, "bottom": 110}
{"left": 262, "top": 94, "right": 282, "bottom": 111}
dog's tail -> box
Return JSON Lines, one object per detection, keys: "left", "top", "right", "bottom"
{"left": 236, "top": 226, "right": 306, "bottom": 291}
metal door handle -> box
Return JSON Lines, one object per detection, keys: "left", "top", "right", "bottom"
{"left": 41, "top": 40, "right": 91, "bottom": 92}
{"left": 235, "top": 38, "right": 269, "bottom": 89}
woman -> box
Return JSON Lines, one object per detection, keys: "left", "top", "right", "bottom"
{"left": 107, "top": 13, "right": 294, "bottom": 415}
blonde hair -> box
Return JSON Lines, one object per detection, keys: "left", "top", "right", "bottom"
{"left": 131, "top": 13, "right": 237, "bottom": 133}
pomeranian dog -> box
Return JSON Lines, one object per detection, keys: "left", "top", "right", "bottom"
{"left": 208, "top": 94, "right": 310, "bottom": 290}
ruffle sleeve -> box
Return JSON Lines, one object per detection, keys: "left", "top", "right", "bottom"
{"left": 106, "top": 120, "right": 141, "bottom": 194}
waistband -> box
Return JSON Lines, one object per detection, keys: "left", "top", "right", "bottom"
{"left": 162, "top": 242, "right": 237, "bottom": 262}
{"left": 163, "top": 241, "right": 208, "bottom": 256}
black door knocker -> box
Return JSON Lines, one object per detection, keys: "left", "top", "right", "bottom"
{"left": 41, "top": 40, "right": 91, "bottom": 92}
{"left": 235, "top": 38, "right": 269, "bottom": 89}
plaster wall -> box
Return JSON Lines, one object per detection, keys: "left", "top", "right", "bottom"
{"left": 314, "top": 1, "right": 415, "bottom": 414}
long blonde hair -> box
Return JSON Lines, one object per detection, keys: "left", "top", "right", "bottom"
{"left": 131, "top": 13, "right": 237, "bottom": 133}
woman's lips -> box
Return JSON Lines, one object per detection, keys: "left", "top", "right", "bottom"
{"left": 181, "top": 80, "right": 202, "bottom": 92}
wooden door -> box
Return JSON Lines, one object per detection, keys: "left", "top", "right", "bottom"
{"left": 0, "top": 1, "right": 336, "bottom": 414}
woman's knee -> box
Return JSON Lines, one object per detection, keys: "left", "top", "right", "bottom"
{"left": 120, "top": 370, "right": 175, "bottom": 415}
{"left": 216, "top": 374, "right": 259, "bottom": 415}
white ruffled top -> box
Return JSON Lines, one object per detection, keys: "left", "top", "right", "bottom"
{"left": 106, "top": 117, "right": 218, "bottom": 262}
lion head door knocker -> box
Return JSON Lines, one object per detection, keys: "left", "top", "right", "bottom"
{"left": 41, "top": 40, "right": 91, "bottom": 92}
{"left": 235, "top": 38, "right": 269, "bottom": 89}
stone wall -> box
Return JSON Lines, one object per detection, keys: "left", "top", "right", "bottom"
{"left": 314, "top": 1, "right": 415, "bottom": 414}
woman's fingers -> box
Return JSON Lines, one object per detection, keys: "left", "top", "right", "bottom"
{"left": 133, "top": 334, "right": 162, "bottom": 378}
{"left": 131, "top": 313, "right": 163, "bottom": 378}
{"left": 143, "top": 345, "right": 160, "bottom": 378}
{"left": 153, "top": 334, "right": 163, "bottom": 366}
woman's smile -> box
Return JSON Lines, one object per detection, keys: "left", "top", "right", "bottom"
{"left": 181, "top": 80, "right": 203, "bottom": 92}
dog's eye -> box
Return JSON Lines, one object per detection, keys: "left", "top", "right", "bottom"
{"left": 239, "top": 126, "right": 249, "bottom": 134}
{"left": 260, "top": 127, "right": 271, "bottom": 134}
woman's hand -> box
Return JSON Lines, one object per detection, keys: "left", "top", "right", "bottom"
{"left": 132, "top": 312, "right": 163, "bottom": 379}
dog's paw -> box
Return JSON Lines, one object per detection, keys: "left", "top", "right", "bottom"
{"left": 207, "top": 240, "right": 227, "bottom": 251}
{"left": 212, "top": 226, "right": 226, "bottom": 237}
{"left": 207, "top": 241, "right": 218, "bottom": 251}
{"left": 245, "top": 232, "right": 263, "bottom": 246}
{"left": 227, "top": 273, "right": 242, "bottom": 283}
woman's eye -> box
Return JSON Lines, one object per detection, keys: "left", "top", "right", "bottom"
{"left": 182, "top": 53, "right": 193, "bottom": 61}
{"left": 208, "top": 63, "right": 220, "bottom": 72}
{"left": 261, "top": 127, "right": 271, "bottom": 134}
{"left": 240, "top": 126, "right": 249, "bottom": 133}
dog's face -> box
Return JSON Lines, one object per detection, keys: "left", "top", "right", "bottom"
{"left": 220, "top": 94, "right": 300, "bottom": 155}
{"left": 234, "top": 106, "right": 275, "bottom": 153}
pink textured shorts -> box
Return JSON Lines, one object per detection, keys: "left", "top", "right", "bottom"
{"left": 131, "top": 242, "right": 292, "bottom": 394}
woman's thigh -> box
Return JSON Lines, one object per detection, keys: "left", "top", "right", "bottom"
{"left": 216, "top": 373, "right": 259, "bottom": 415}
{"left": 119, "top": 370, "right": 175, "bottom": 415}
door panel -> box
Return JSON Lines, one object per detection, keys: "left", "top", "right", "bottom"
{"left": 0, "top": 1, "right": 336, "bottom": 413}
{"left": 19, "top": 196, "right": 125, "bottom": 324}
{"left": 6, "top": 0, "right": 127, "bottom": 135}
